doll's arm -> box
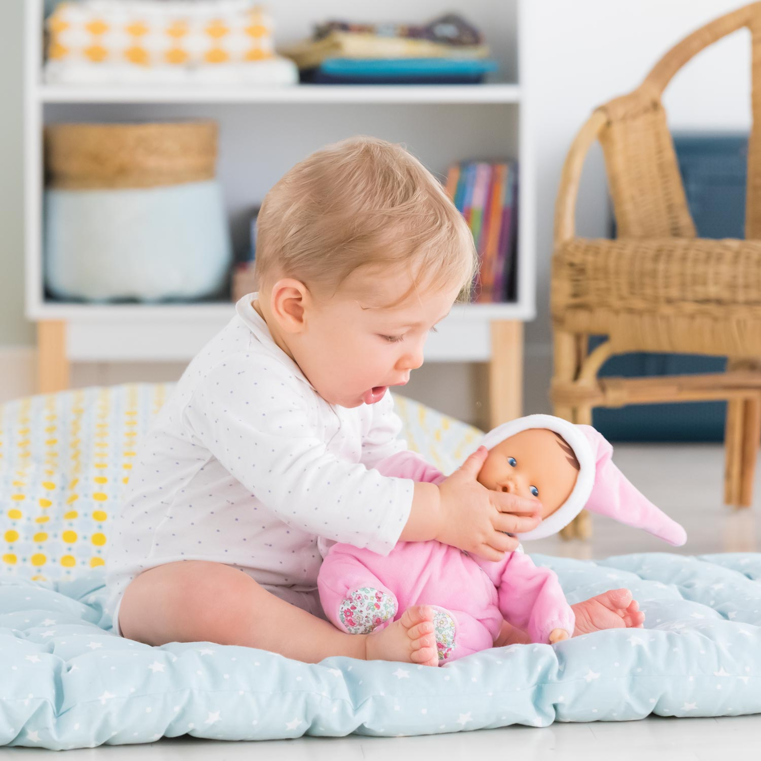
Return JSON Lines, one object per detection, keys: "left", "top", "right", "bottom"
{"left": 360, "top": 391, "right": 448, "bottom": 484}
{"left": 373, "top": 450, "right": 447, "bottom": 485}
{"left": 495, "top": 550, "right": 575, "bottom": 644}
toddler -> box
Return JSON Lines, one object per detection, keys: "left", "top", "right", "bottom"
{"left": 105, "top": 136, "right": 643, "bottom": 666}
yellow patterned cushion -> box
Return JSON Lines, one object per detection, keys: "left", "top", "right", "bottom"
{"left": 0, "top": 384, "right": 482, "bottom": 582}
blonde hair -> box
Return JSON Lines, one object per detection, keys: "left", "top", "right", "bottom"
{"left": 254, "top": 136, "right": 478, "bottom": 307}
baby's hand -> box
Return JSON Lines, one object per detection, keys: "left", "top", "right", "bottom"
{"left": 437, "top": 445, "right": 542, "bottom": 562}
{"left": 549, "top": 628, "right": 570, "bottom": 644}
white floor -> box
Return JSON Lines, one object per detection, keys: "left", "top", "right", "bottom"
{"left": 9, "top": 442, "right": 761, "bottom": 759}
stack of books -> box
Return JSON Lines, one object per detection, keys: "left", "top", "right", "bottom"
{"left": 280, "top": 14, "right": 497, "bottom": 85}
{"left": 444, "top": 161, "right": 519, "bottom": 303}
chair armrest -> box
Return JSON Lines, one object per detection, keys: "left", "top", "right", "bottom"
{"left": 553, "top": 110, "right": 607, "bottom": 247}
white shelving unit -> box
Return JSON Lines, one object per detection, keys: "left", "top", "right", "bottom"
{"left": 24, "top": 0, "right": 534, "bottom": 426}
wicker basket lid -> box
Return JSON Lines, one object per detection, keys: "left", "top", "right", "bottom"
{"left": 45, "top": 120, "right": 218, "bottom": 190}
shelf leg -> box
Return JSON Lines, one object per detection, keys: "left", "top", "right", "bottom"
{"left": 489, "top": 320, "right": 523, "bottom": 428}
{"left": 37, "top": 321, "right": 70, "bottom": 394}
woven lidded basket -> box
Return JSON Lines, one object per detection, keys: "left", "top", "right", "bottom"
{"left": 44, "top": 121, "right": 218, "bottom": 190}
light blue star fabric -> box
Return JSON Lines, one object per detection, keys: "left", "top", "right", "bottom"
{"left": 1, "top": 552, "right": 760, "bottom": 749}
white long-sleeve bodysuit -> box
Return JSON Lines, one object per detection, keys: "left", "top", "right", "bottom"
{"left": 104, "top": 294, "right": 416, "bottom": 635}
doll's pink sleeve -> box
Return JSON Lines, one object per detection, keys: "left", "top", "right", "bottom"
{"left": 372, "top": 450, "right": 448, "bottom": 485}
{"left": 496, "top": 550, "right": 575, "bottom": 644}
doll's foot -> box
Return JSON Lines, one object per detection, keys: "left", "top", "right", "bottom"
{"left": 571, "top": 588, "right": 645, "bottom": 637}
{"left": 338, "top": 587, "right": 397, "bottom": 634}
{"left": 364, "top": 605, "right": 439, "bottom": 667}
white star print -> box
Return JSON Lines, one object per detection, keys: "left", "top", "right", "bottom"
{"left": 739, "top": 676, "right": 750, "bottom": 684}
{"left": 682, "top": 702, "right": 697, "bottom": 711}
{"left": 584, "top": 669, "right": 600, "bottom": 683}
{"left": 728, "top": 612, "right": 737, "bottom": 619}
{"left": 198, "top": 648, "right": 215, "bottom": 656}
{"left": 627, "top": 635, "right": 645, "bottom": 647}
{"left": 87, "top": 642, "right": 103, "bottom": 650}
{"left": 204, "top": 711, "right": 221, "bottom": 725}
{"left": 738, "top": 629, "right": 752, "bottom": 637}
{"left": 25, "top": 655, "right": 41, "bottom": 663}
{"left": 690, "top": 613, "right": 705, "bottom": 619}
{"left": 69, "top": 664, "right": 79, "bottom": 673}
{"left": 285, "top": 718, "right": 303, "bottom": 730}
{"left": 40, "top": 630, "right": 56, "bottom": 638}
{"left": 41, "top": 619, "right": 56, "bottom": 626}
{"left": 392, "top": 668, "right": 410, "bottom": 679}
{"left": 456, "top": 713, "right": 471, "bottom": 726}
{"left": 26, "top": 730, "right": 40, "bottom": 743}
{"left": 711, "top": 584, "right": 724, "bottom": 590}
{"left": 714, "top": 668, "right": 730, "bottom": 677}
{"left": 147, "top": 661, "right": 165, "bottom": 673}
{"left": 98, "top": 691, "right": 116, "bottom": 705}
{"left": 22, "top": 693, "right": 34, "bottom": 706}
{"left": 327, "top": 668, "right": 342, "bottom": 677}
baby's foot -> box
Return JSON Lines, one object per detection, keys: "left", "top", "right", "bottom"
{"left": 364, "top": 605, "right": 439, "bottom": 667}
{"left": 572, "top": 588, "right": 645, "bottom": 636}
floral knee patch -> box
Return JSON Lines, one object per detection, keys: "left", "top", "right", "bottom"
{"left": 338, "top": 587, "right": 397, "bottom": 634}
{"left": 433, "top": 608, "right": 457, "bottom": 661}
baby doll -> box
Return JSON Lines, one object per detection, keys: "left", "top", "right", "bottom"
{"left": 317, "top": 414, "right": 687, "bottom": 664}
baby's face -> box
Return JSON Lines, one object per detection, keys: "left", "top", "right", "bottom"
{"left": 270, "top": 265, "right": 462, "bottom": 408}
{"left": 476, "top": 428, "right": 579, "bottom": 520}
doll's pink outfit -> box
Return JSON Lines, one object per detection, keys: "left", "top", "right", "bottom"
{"left": 318, "top": 450, "right": 575, "bottom": 660}
{"left": 317, "top": 414, "right": 688, "bottom": 664}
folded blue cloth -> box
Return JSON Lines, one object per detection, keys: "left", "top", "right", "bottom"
{"left": 302, "top": 57, "right": 498, "bottom": 84}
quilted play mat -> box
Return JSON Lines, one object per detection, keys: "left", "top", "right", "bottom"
{"left": 1, "top": 384, "right": 760, "bottom": 749}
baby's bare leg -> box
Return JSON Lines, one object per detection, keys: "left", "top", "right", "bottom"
{"left": 118, "top": 560, "right": 438, "bottom": 665}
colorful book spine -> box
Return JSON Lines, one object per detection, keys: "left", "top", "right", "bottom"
{"left": 443, "top": 159, "right": 519, "bottom": 303}
{"left": 461, "top": 163, "right": 478, "bottom": 227}
{"left": 444, "top": 164, "right": 460, "bottom": 201}
{"left": 477, "top": 163, "right": 496, "bottom": 255}
{"left": 481, "top": 163, "right": 508, "bottom": 302}
{"left": 495, "top": 162, "right": 518, "bottom": 301}
{"left": 469, "top": 163, "right": 491, "bottom": 244}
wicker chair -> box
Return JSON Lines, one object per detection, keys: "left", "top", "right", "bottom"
{"left": 551, "top": 1, "right": 761, "bottom": 540}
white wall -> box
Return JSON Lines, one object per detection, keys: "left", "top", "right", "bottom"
{"left": 0, "top": 0, "right": 755, "bottom": 425}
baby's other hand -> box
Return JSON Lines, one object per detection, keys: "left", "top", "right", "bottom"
{"left": 549, "top": 628, "right": 570, "bottom": 644}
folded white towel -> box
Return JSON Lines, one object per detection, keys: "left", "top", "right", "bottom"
{"left": 44, "top": 0, "right": 295, "bottom": 84}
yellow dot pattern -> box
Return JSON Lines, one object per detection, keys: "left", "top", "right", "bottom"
{"left": 45, "top": 5, "right": 274, "bottom": 69}
{"left": 1, "top": 382, "right": 483, "bottom": 583}
{"left": 1, "top": 384, "right": 169, "bottom": 582}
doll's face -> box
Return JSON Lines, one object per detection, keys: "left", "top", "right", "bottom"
{"left": 476, "top": 428, "right": 579, "bottom": 520}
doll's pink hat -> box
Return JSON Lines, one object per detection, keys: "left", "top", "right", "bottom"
{"left": 479, "top": 414, "right": 687, "bottom": 546}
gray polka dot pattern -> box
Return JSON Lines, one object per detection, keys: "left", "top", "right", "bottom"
{"left": 104, "top": 294, "right": 415, "bottom": 630}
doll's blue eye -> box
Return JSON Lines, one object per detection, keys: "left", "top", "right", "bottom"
{"left": 530, "top": 485, "right": 539, "bottom": 497}
{"left": 508, "top": 457, "right": 517, "bottom": 467}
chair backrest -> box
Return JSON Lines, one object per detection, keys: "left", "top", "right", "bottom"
{"left": 595, "top": 2, "right": 761, "bottom": 240}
